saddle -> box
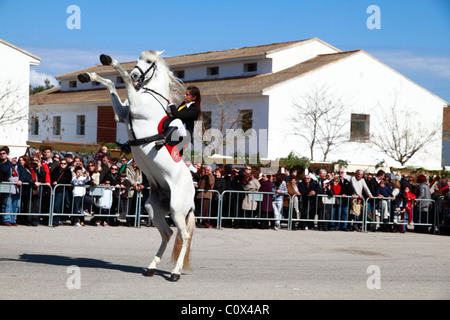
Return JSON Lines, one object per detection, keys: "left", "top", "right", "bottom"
{"left": 157, "top": 116, "right": 187, "bottom": 163}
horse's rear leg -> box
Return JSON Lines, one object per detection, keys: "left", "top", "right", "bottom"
{"left": 170, "top": 209, "right": 195, "bottom": 281}
{"left": 144, "top": 198, "right": 172, "bottom": 276}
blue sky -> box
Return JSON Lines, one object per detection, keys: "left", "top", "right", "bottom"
{"left": 1, "top": 0, "right": 449, "bottom": 102}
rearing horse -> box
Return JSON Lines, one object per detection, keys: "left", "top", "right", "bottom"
{"left": 78, "top": 51, "right": 195, "bottom": 282}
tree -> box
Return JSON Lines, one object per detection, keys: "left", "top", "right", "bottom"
{"left": 0, "top": 80, "right": 28, "bottom": 128}
{"left": 29, "top": 79, "right": 54, "bottom": 95}
{"left": 290, "top": 85, "right": 350, "bottom": 161}
{"left": 371, "top": 102, "right": 441, "bottom": 166}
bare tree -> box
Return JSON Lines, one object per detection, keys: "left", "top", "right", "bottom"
{"left": 0, "top": 80, "right": 28, "bottom": 129}
{"left": 371, "top": 101, "right": 441, "bottom": 166}
{"left": 290, "top": 85, "right": 350, "bottom": 161}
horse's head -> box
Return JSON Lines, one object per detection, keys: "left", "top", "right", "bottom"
{"left": 130, "top": 50, "right": 165, "bottom": 88}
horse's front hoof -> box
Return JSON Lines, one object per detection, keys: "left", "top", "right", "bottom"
{"left": 144, "top": 268, "right": 156, "bottom": 277}
{"left": 169, "top": 273, "right": 180, "bottom": 282}
{"left": 78, "top": 73, "right": 91, "bottom": 83}
{"left": 100, "top": 54, "right": 112, "bottom": 66}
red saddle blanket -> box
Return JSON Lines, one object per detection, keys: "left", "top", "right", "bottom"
{"left": 158, "top": 116, "right": 185, "bottom": 163}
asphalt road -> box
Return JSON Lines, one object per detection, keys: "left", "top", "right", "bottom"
{"left": 1, "top": 224, "right": 449, "bottom": 301}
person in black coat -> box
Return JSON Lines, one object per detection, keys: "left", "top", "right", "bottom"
{"left": 50, "top": 160, "right": 73, "bottom": 225}
{"left": 165, "top": 86, "right": 201, "bottom": 147}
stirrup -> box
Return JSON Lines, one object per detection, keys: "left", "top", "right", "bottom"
{"left": 155, "top": 139, "right": 165, "bottom": 150}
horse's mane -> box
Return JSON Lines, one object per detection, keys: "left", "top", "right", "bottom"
{"left": 143, "top": 50, "right": 185, "bottom": 105}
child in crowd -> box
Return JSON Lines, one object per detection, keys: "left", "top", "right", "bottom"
{"left": 350, "top": 197, "right": 363, "bottom": 231}
{"left": 95, "top": 179, "right": 115, "bottom": 226}
{"left": 71, "top": 166, "right": 93, "bottom": 226}
{"left": 398, "top": 186, "right": 416, "bottom": 232}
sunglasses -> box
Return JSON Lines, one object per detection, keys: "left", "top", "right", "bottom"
{"left": 60, "top": 162, "right": 67, "bottom": 165}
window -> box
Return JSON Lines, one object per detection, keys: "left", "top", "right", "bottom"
{"left": 76, "top": 115, "right": 86, "bottom": 136}
{"left": 31, "top": 116, "right": 39, "bottom": 135}
{"left": 350, "top": 113, "right": 370, "bottom": 141}
{"left": 174, "top": 70, "right": 185, "bottom": 79}
{"left": 202, "top": 111, "right": 212, "bottom": 132}
{"left": 53, "top": 116, "right": 61, "bottom": 136}
{"left": 244, "top": 63, "right": 257, "bottom": 73}
{"left": 92, "top": 81, "right": 100, "bottom": 87}
{"left": 116, "top": 76, "right": 124, "bottom": 84}
{"left": 238, "top": 109, "right": 253, "bottom": 132}
{"left": 69, "top": 81, "right": 77, "bottom": 88}
{"left": 207, "top": 66, "right": 219, "bottom": 76}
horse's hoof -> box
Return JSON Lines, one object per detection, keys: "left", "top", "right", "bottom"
{"left": 169, "top": 273, "right": 180, "bottom": 282}
{"left": 100, "top": 54, "right": 112, "bottom": 66}
{"left": 78, "top": 73, "right": 91, "bottom": 83}
{"left": 144, "top": 268, "right": 156, "bottom": 277}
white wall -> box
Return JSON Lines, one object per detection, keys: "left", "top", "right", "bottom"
{"left": 0, "top": 42, "right": 39, "bottom": 156}
{"left": 265, "top": 51, "right": 445, "bottom": 168}
{"left": 29, "top": 103, "right": 98, "bottom": 144}
{"left": 268, "top": 39, "right": 339, "bottom": 73}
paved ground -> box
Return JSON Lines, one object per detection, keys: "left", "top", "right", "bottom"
{"left": 0, "top": 224, "right": 449, "bottom": 301}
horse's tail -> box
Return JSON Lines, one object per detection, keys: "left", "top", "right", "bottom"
{"left": 171, "top": 209, "right": 195, "bottom": 271}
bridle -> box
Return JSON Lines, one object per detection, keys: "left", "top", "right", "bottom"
{"left": 132, "top": 59, "right": 170, "bottom": 114}
{"left": 133, "top": 61, "right": 157, "bottom": 86}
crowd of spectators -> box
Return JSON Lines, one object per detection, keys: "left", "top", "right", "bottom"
{"left": 0, "top": 144, "right": 449, "bottom": 233}
{"left": 0, "top": 145, "right": 148, "bottom": 227}
{"left": 189, "top": 163, "right": 449, "bottom": 233}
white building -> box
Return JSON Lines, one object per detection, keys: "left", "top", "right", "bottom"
{"left": 30, "top": 38, "right": 448, "bottom": 169}
{"left": 0, "top": 39, "right": 40, "bottom": 156}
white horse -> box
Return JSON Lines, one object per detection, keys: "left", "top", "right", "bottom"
{"left": 78, "top": 51, "right": 195, "bottom": 282}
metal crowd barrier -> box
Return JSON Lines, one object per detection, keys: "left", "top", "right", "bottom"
{"left": 0, "top": 181, "right": 443, "bottom": 233}
{"left": 364, "top": 197, "right": 438, "bottom": 234}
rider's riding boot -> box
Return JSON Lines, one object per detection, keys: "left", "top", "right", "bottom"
{"left": 116, "top": 141, "right": 132, "bottom": 154}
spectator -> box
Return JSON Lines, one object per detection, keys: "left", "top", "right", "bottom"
{"left": 94, "top": 179, "right": 115, "bottom": 227}
{"left": 196, "top": 165, "right": 215, "bottom": 228}
{"left": 71, "top": 166, "right": 93, "bottom": 226}
{"left": 118, "top": 157, "right": 129, "bottom": 174}
{"left": 126, "top": 160, "right": 143, "bottom": 227}
{"left": 98, "top": 154, "right": 112, "bottom": 182}
{"left": 285, "top": 175, "right": 301, "bottom": 227}
{"left": 42, "top": 147, "right": 59, "bottom": 173}
{"left": 211, "top": 168, "right": 226, "bottom": 228}
{"left": 52, "top": 153, "right": 61, "bottom": 164}
{"left": 116, "top": 171, "right": 131, "bottom": 219}
{"left": 272, "top": 173, "right": 287, "bottom": 230}
{"left": 220, "top": 165, "right": 234, "bottom": 228}
{"left": 400, "top": 185, "right": 416, "bottom": 232}
{"left": 317, "top": 170, "right": 334, "bottom": 231}
{"left": 86, "top": 161, "right": 100, "bottom": 186}
{"left": 94, "top": 145, "right": 110, "bottom": 164}
{"left": 298, "top": 174, "right": 318, "bottom": 230}
{"left": 230, "top": 167, "right": 245, "bottom": 228}
{"left": 330, "top": 177, "right": 342, "bottom": 231}
{"left": 258, "top": 174, "right": 273, "bottom": 229}
{"left": 25, "top": 157, "right": 47, "bottom": 226}
{"left": 64, "top": 153, "right": 74, "bottom": 167}
{"left": 0, "top": 146, "right": 14, "bottom": 225}
{"left": 416, "top": 174, "right": 432, "bottom": 233}
{"left": 242, "top": 167, "right": 261, "bottom": 228}
{"left": 102, "top": 164, "right": 120, "bottom": 185}
{"left": 337, "top": 169, "right": 352, "bottom": 231}
{"left": 350, "top": 170, "right": 373, "bottom": 231}
{"left": 70, "top": 156, "right": 85, "bottom": 176}
{"left": 50, "top": 159, "right": 73, "bottom": 226}
{"left": 376, "top": 178, "right": 395, "bottom": 232}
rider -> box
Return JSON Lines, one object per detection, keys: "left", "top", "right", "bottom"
{"left": 116, "top": 86, "right": 201, "bottom": 154}
{"left": 163, "top": 86, "right": 201, "bottom": 147}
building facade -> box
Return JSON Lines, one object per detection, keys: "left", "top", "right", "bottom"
{"left": 29, "top": 38, "right": 447, "bottom": 169}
